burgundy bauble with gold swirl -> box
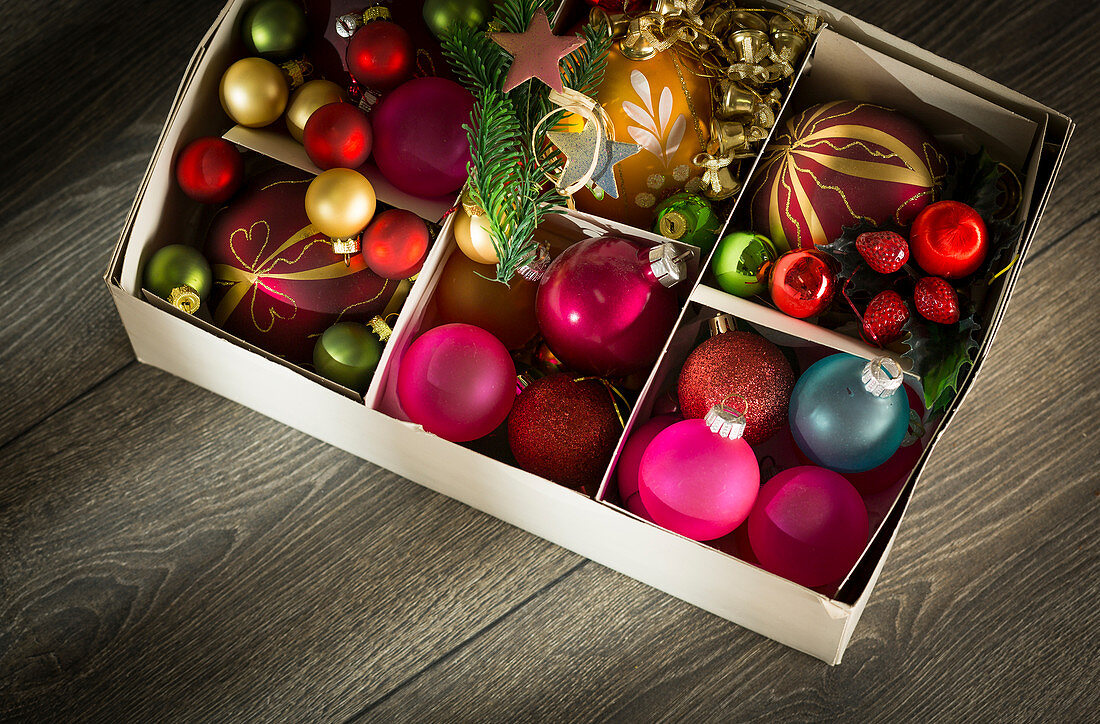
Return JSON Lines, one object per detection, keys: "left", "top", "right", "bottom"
{"left": 203, "top": 167, "right": 395, "bottom": 362}
{"left": 748, "top": 100, "right": 947, "bottom": 251}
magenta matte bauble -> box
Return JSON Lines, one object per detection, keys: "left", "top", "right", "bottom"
{"left": 638, "top": 419, "right": 760, "bottom": 541}
{"left": 536, "top": 236, "right": 680, "bottom": 377}
{"left": 371, "top": 77, "right": 473, "bottom": 197}
{"left": 747, "top": 466, "right": 869, "bottom": 588}
{"left": 396, "top": 323, "right": 516, "bottom": 442}
{"left": 616, "top": 414, "right": 679, "bottom": 519}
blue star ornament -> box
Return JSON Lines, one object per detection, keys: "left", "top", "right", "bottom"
{"left": 548, "top": 122, "right": 641, "bottom": 199}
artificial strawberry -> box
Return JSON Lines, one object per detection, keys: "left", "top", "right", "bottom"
{"left": 862, "top": 290, "right": 910, "bottom": 345}
{"left": 914, "top": 277, "right": 960, "bottom": 324}
{"left": 855, "top": 231, "right": 909, "bottom": 274}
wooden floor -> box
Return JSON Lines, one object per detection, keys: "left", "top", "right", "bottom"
{"left": 2, "top": 0, "right": 1097, "bottom": 721}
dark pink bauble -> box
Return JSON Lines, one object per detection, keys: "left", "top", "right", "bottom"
{"left": 176, "top": 136, "right": 244, "bottom": 204}
{"left": 616, "top": 414, "right": 679, "bottom": 518}
{"left": 370, "top": 77, "right": 473, "bottom": 197}
{"left": 303, "top": 102, "right": 373, "bottom": 170}
{"left": 536, "top": 236, "right": 681, "bottom": 378}
{"left": 397, "top": 323, "right": 516, "bottom": 442}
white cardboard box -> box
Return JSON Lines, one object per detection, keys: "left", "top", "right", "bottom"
{"left": 105, "top": 0, "right": 1073, "bottom": 663}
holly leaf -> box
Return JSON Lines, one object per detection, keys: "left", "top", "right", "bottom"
{"left": 900, "top": 307, "right": 982, "bottom": 414}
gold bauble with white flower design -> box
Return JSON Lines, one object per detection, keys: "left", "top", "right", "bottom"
{"left": 571, "top": 45, "right": 711, "bottom": 229}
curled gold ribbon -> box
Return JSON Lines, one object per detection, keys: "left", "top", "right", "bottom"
{"left": 693, "top": 152, "right": 732, "bottom": 194}
{"left": 533, "top": 87, "right": 615, "bottom": 197}
{"left": 573, "top": 376, "right": 632, "bottom": 428}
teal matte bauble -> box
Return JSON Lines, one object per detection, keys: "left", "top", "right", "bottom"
{"left": 422, "top": 0, "right": 490, "bottom": 39}
{"left": 712, "top": 231, "right": 777, "bottom": 298}
{"left": 142, "top": 244, "right": 214, "bottom": 313}
{"left": 313, "top": 322, "right": 383, "bottom": 392}
{"left": 241, "top": 0, "right": 308, "bottom": 61}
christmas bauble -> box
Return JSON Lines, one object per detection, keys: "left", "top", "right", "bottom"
{"left": 360, "top": 209, "right": 430, "bottom": 279}
{"left": 143, "top": 244, "right": 213, "bottom": 313}
{"left": 304, "top": 168, "right": 377, "bottom": 240}
{"left": 346, "top": 20, "right": 415, "bottom": 91}
{"left": 219, "top": 57, "right": 289, "bottom": 127}
{"left": 712, "top": 231, "right": 777, "bottom": 298}
{"left": 303, "top": 102, "right": 373, "bottom": 170}
{"left": 453, "top": 196, "right": 498, "bottom": 264}
{"left": 909, "top": 200, "right": 988, "bottom": 278}
{"left": 677, "top": 331, "right": 795, "bottom": 444}
{"left": 313, "top": 321, "right": 382, "bottom": 393}
{"left": 572, "top": 44, "right": 712, "bottom": 228}
{"left": 583, "top": 0, "right": 648, "bottom": 10}
{"left": 175, "top": 137, "right": 244, "bottom": 204}
{"left": 653, "top": 193, "right": 722, "bottom": 254}
{"left": 639, "top": 417, "right": 760, "bottom": 541}
{"left": 747, "top": 466, "right": 869, "bottom": 588}
{"left": 422, "top": 0, "right": 489, "bottom": 38}
{"left": 203, "top": 167, "right": 395, "bottom": 361}
{"left": 768, "top": 249, "right": 837, "bottom": 318}
{"left": 749, "top": 101, "right": 947, "bottom": 250}
{"left": 508, "top": 374, "right": 621, "bottom": 492}
{"left": 846, "top": 385, "right": 925, "bottom": 495}
{"left": 240, "top": 0, "right": 308, "bottom": 61}
{"left": 789, "top": 354, "right": 910, "bottom": 473}
{"left": 371, "top": 77, "right": 474, "bottom": 197}
{"left": 285, "top": 79, "right": 346, "bottom": 142}
{"left": 537, "top": 236, "right": 683, "bottom": 378}
{"left": 435, "top": 251, "right": 538, "bottom": 349}
{"left": 397, "top": 323, "right": 516, "bottom": 442}
{"left": 616, "top": 414, "right": 679, "bottom": 519}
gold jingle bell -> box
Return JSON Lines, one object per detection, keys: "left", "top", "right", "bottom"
{"left": 708, "top": 118, "right": 748, "bottom": 157}
{"left": 771, "top": 29, "right": 807, "bottom": 61}
{"left": 729, "top": 28, "right": 770, "bottom": 62}
{"left": 769, "top": 14, "right": 801, "bottom": 32}
{"left": 715, "top": 80, "right": 758, "bottom": 119}
{"left": 589, "top": 9, "right": 631, "bottom": 39}
{"left": 620, "top": 18, "right": 658, "bottom": 60}
{"left": 727, "top": 10, "right": 769, "bottom": 32}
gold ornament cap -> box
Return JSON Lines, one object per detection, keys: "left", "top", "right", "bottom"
{"left": 168, "top": 285, "right": 201, "bottom": 314}
{"left": 708, "top": 313, "right": 736, "bottom": 337}
{"left": 658, "top": 210, "right": 689, "bottom": 240}
{"left": 368, "top": 315, "right": 392, "bottom": 342}
{"left": 331, "top": 236, "right": 361, "bottom": 254}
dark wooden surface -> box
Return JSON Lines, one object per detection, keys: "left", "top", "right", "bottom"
{"left": 1, "top": 0, "right": 1098, "bottom": 721}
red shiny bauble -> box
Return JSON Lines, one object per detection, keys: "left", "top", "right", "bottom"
{"left": 583, "top": 0, "right": 648, "bottom": 10}
{"left": 768, "top": 249, "right": 837, "bottom": 318}
{"left": 346, "top": 20, "right": 414, "bottom": 91}
{"left": 678, "top": 331, "right": 795, "bottom": 444}
{"left": 203, "top": 167, "right": 395, "bottom": 362}
{"left": 175, "top": 137, "right": 244, "bottom": 204}
{"left": 361, "top": 209, "right": 430, "bottom": 279}
{"left": 303, "top": 102, "right": 373, "bottom": 170}
{"left": 910, "top": 200, "right": 989, "bottom": 278}
{"left": 508, "top": 374, "right": 621, "bottom": 493}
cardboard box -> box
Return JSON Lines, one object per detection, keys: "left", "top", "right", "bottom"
{"left": 105, "top": 0, "right": 1073, "bottom": 663}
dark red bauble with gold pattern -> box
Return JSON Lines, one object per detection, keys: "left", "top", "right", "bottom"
{"left": 678, "top": 331, "right": 795, "bottom": 444}
{"left": 303, "top": 102, "right": 373, "bottom": 170}
{"left": 361, "top": 209, "right": 430, "bottom": 279}
{"left": 176, "top": 137, "right": 244, "bottom": 204}
{"left": 749, "top": 100, "right": 947, "bottom": 250}
{"left": 508, "top": 374, "right": 621, "bottom": 493}
{"left": 203, "top": 167, "right": 396, "bottom": 362}
{"left": 346, "top": 20, "right": 414, "bottom": 91}
{"left": 909, "top": 200, "right": 989, "bottom": 278}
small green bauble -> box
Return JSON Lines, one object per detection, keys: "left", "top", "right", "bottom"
{"left": 143, "top": 244, "right": 214, "bottom": 313}
{"left": 713, "top": 231, "right": 777, "bottom": 298}
{"left": 313, "top": 322, "right": 383, "bottom": 393}
{"left": 422, "top": 0, "right": 490, "bottom": 39}
{"left": 653, "top": 192, "right": 722, "bottom": 254}
{"left": 241, "top": 0, "right": 308, "bottom": 61}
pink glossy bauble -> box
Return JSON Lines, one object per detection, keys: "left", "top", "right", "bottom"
{"left": 638, "top": 419, "right": 760, "bottom": 541}
{"left": 536, "top": 236, "right": 681, "bottom": 377}
{"left": 747, "top": 466, "right": 869, "bottom": 588}
{"left": 616, "top": 414, "right": 679, "bottom": 519}
{"left": 396, "top": 323, "right": 516, "bottom": 442}
{"left": 370, "top": 77, "right": 473, "bottom": 197}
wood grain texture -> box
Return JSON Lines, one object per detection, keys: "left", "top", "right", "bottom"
{"left": 0, "top": 0, "right": 1097, "bottom": 722}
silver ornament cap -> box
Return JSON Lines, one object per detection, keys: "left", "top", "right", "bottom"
{"left": 861, "top": 356, "right": 903, "bottom": 398}
{"left": 648, "top": 242, "right": 687, "bottom": 288}
{"left": 704, "top": 403, "right": 747, "bottom": 440}
{"left": 516, "top": 243, "right": 551, "bottom": 282}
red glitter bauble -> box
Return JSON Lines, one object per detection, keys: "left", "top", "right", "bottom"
{"left": 677, "top": 331, "right": 795, "bottom": 444}
{"left": 909, "top": 200, "right": 988, "bottom": 278}
{"left": 303, "top": 102, "right": 373, "bottom": 170}
{"left": 361, "top": 209, "right": 430, "bottom": 279}
{"left": 175, "top": 137, "right": 244, "bottom": 204}
{"left": 508, "top": 374, "right": 621, "bottom": 493}
{"left": 346, "top": 21, "right": 414, "bottom": 91}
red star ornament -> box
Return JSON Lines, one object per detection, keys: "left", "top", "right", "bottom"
{"left": 490, "top": 9, "right": 586, "bottom": 93}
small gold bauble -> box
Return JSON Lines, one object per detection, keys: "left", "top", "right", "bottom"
{"left": 219, "top": 57, "right": 289, "bottom": 127}
{"left": 305, "top": 168, "right": 377, "bottom": 239}
{"left": 286, "top": 79, "right": 346, "bottom": 142}
{"left": 454, "top": 207, "right": 498, "bottom": 265}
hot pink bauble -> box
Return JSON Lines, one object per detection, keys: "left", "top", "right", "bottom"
{"left": 638, "top": 419, "right": 760, "bottom": 541}
{"left": 536, "top": 236, "right": 681, "bottom": 378}
{"left": 396, "top": 323, "right": 516, "bottom": 442}
{"left": 747, "top": 466, "right": 869, "bottom": 588}
{"left": 370, "top": 77, "right": 473, "bottom": 197}
{"left": 616, "top": 414, "right": 679, "bottom": 519}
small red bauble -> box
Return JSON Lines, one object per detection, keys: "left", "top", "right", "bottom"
{"left": 361, "top": 209, "right": 430, "bottom": 279}
{"left": 175, "top": 137, "right": 244, "bottom": 204}
{"left": 508, "top": 374, "right": 621, "bottom": 493}
{"left": 346, "top": 20, "right": 414, "bottom": 91}
{"left": 303, "top": 102, "right": 373, "bottom": 170}
{"left": 768, "top": 249, "right": 837, "bottom": 318}
{"left": 678, "top": 331, "right": 795, "bottom": 444}
{"left": 909, "top": 200, "right": 988, "bottom": 278}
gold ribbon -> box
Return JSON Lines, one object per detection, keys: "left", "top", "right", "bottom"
{"left": 573, "top": 376, "right": 632, "bottom": 429}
